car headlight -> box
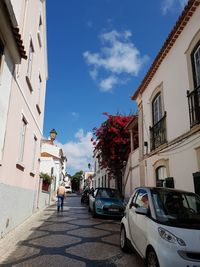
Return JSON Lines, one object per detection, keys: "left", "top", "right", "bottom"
{"left": 158, "top": 227, "right": 186, "bottom": 246}
{"left": 96, "top": 200, "right": 104, "bottom": 208}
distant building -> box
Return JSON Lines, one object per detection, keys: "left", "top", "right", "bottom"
{"left": 80, "top": 171, "right": 94, "bottom": 191}
{"left": 131, "top": 0, "right": 200, "bottom": 193}
{"left": 0, "top": 0, "right": 48, "bottom": 237}
{"left": 92, "top": 150, "right": 116, "bottom": 189}
{"left": 39, "top": 137, "right": 67, "bottom": 205}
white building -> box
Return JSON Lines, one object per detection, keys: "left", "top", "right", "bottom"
{"left": 92, "top": 150, "right": 116, "bottom": 190}
{"left": 0, "top": 0, "right": 47, "bottom": 237}
{"left": 131, "top": 0, "right": 200, "bottom": 194}
{"left": 40, "top": 136, "right": 67, "bottom": 203}
{"left": 122, "top": 116, "right": 139, "bottom": 200}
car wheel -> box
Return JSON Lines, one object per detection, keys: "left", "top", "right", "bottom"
{"left": 92, "top": 204, "right": 97, "bottom": 218}
{"left": 88, "top": 205, "right": 91, "bottom": 212}
{"left": 146, "top": 247, "right": 160, "bottom": 267}
{"left": 120, "top": 225, "right": 129, "bottom": 252}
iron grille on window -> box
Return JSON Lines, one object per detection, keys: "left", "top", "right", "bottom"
{"left": 187, "top": 85, "right": 200, "bottom": 127}
{"left": 150, "top": 112, "right": 167, "bottom": 151}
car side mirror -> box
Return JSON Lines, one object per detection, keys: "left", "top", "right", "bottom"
{"left": 135, "top": 206, "right": 148, "bottom": 215}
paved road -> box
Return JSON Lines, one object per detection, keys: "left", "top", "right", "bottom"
{"left": 0, "top": 195, "right": 144, "bottom": 267}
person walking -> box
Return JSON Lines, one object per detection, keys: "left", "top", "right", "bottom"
{"left": 57, "top": 183, "right": 66, "bottom": 212}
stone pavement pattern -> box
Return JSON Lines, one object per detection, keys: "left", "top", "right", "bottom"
{"left": 0, "top": 195, "right": 144, "bottom": 267}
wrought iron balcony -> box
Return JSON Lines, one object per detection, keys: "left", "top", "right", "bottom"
{"left": 187, "top": 85, "right": 200, "bottom": 127}
{"left": 150, "top": 112, "right": 167, "bottom": 151}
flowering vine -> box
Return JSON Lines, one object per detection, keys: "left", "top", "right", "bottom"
{"left": 91, "top": 112, "right": 136, "bottom": 179}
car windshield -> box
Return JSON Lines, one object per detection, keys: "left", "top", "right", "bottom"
{"left": 152, "top": 189, "right": 200, "bottom": 229}
{"left": 96, "top": 188, "right": 121, "bottom": 199}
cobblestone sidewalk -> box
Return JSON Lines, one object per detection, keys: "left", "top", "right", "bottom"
{"left": 0, "top": 206, "right": 55, "bottom": 263}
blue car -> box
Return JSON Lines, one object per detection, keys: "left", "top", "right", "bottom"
{"left": 88, "top": 187, "right": 125, "bottom": 218}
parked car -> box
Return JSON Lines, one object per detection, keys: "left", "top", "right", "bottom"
{"left": 88, "top": 187, "right": 125, "bottom": 218}
{"left": 65, "top": 185, "right": 72, "bottom": 194}
{"left": 120, "top": 186, "right": 200, "bottom": 267}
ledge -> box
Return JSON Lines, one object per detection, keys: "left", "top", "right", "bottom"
{"left": 16, "top": 162, "right": 25, "bottom": 171}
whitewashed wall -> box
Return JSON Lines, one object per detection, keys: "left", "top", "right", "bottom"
{"left": 137, "top": 5, "right": 200, "bottom": 192}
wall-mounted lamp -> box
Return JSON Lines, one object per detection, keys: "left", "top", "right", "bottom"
{"left": 50, "top": 129, "right": 57, "bottom": 142}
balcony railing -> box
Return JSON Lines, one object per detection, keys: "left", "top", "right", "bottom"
{"left": 187, "top": 85, "right": 200, "bottom": 127}
{"left": 150, "top": 112, "right": 167, "bottom": 151}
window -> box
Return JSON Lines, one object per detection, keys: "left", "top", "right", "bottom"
{"left": 150, "top": 91, "right": 167, "bottom": 150}
{"left": 18, "top": 116, "right": 27, "bottom": 163}
{"left": 156, "top": 166, "right": 167, "bottom": 187}
{"left": 36, "top": 74, "right": 42, "bottom": 114}
{"left": 152, "top": 92, "right": 162, "bottom": 125}
{"left": 191, "top": 41, "right": 200, "bottom": 89}
{"left": 31, "top": 135, "right": 37, "bottom": 172}
{"left": 27, "top": 40, "right": 34, "bottom": 79}
{"left": 196, "top": 146, "right": 200, "bottom": 170}
{"left": 37, "top": 16, "right": 43, "bottom": 47}
{"left": 132, "top": 189, "right": 149, "bottom": 208}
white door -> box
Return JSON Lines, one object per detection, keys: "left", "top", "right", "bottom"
{"left": 128, "top": 189, "right": 148, "bottom": 257}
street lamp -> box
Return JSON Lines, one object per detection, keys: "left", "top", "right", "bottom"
{"left": 50, "top": 129, "right": 57, "bottom": 142}
{"left": 88, "top": 163, "right": 91, "bottom": 170}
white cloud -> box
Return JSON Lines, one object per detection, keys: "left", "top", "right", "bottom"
{"left": 58, "top": 129, "right": 94, "bottom": 174}
{"left": 100, "top": 75, "right": 118, "bottom": 92}
{"left": 161, "top": 0, "right": 188, "bottom": 14}
{"left": 83, "top": 30, "right": 149, "bottom": 92}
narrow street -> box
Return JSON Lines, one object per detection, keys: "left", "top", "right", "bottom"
{"left": 0, "top": 195, "right": 143, "bottom": 267}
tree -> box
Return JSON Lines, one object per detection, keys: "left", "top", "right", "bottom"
{"left": 92, "top": 113, "right": 136, "bottom": 193}
{"left": 71, "top": 171, "right": 83, "bottom": 191}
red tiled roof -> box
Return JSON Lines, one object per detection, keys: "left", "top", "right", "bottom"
{"left": 11, "top": 26, "right": 27, "bottom": 59}
{"left": 132, "top": 0, "right": 200, "bottom": 100}
{"left": 3, "top": 1, "right": 27, "bottom": 60}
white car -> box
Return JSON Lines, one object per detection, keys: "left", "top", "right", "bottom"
{"left": 65, "top": 186, "right": 72, "bottom": 193}
{"left": 120, "top": 187, "right": 200, "bottom": 267}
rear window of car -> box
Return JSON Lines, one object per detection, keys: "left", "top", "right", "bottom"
{"left": 96, "top": 188, "right": 120, "bottom": 198}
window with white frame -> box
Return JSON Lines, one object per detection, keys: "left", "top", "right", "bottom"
{"left": 37, "top": 15, "right": 43, "bottom": 47}
{"left": 31, "top": 135, "right": 37, "bottom": 171}
{"left": 18, "top": 116, "right": 27, "bottom": 162}
{"left": 152, "top": 92, "right": 162, "bottom": 125}
{"left": 156, "top": 166, "right": 167, "bottom": 187}
{"left": 27, "top": 40, "right": 34, "bottom": 79}
{"left": 36, "top": 74, "right": 42, "bottom": 114}
{"left": 192, "top": 41, "right": 200, "bottom": 88}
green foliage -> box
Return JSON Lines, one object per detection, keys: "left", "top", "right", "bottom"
{"left": 71, "top": 171, "right": 83, "bottom": 191}
{"left": 40, "top": 172, "right": 52, "bottom": 185}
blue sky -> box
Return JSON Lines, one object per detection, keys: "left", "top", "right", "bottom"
{"left": 44, "top": 0, "right": 187, "bottom": 175}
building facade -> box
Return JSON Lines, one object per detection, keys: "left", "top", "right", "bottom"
{"left": 40, "top": 139, "right": 67, "bottom": 196}
{"left": 122, "top": 116, "right": 139, "bottom": 200}
{"left": 92, "top": 150, "right": 116, "bottom": 190}
{"left": 0, "top": 0, "right": 47, "bottom": 237}
{"left": 132, "top": 0, "right": 200, "bottom": 193}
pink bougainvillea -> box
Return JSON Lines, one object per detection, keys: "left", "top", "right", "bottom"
{"left": 92, "top": 113, "right": 137, "bottom": 180}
